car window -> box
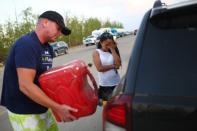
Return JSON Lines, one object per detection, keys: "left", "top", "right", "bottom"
{"left": 51, "top": 42, "right": 67, "bottom": 47}
{"left": 135, "top": 16, "right": 197, "bottom": 97}
{"left": 87, "top": 36, "right": 94, "bottom": 38}
{"left": 59, "top": 43, "right": 64, "bottom": 46}
{"left": 51, "top": 43, "right": 58, "bottom": 47}
{"left": 59, "top": 42, "right": 65, "bottom": 45}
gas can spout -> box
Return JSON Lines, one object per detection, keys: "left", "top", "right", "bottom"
{"left": 87, "top": 63, "right": 93, "bottom": 67}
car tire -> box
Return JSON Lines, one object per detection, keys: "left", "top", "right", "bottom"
{"left": 65, "top": 48, "right": 68, "bottom": 54}
{"left": 54, "top": 51, "right": 58, "bottom": 57}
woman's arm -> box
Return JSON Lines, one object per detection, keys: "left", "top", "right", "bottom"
{"left": 92, "top": 50, "right": 115, "bottom": 72}
{"left": 108, "top": 43, "right": 121, "bottom": 68}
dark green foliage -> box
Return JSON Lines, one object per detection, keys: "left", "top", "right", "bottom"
{"left": 0, "top": 7, "right": 124, "bottom": 64}
{"left": 0, "top": 37, "right": 9, "bottom": 64}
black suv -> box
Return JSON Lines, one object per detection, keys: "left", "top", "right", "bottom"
{"left": 103, "top": 1, "right": 197, "bottom": 131}
{"left": 50, "top": 41, "right": 68, "bottom": 57}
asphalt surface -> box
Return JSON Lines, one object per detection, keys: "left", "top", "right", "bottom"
{"left": 0, "top": 35, "right": 135, "bottom": 131}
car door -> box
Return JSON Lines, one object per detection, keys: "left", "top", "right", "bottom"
{"left": 131, "top": 3, "right": 197, "bottom": 130}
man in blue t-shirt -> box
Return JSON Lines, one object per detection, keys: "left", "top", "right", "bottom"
{"left": 1, "top": 11, "right": 78, "bottom": 131}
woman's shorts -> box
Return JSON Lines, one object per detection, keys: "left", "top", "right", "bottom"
{"left": 8, "top": 110, "right": 58, "bottom": 131}
{"left": 98, "top": 85, "right": 116, "bottom": 101}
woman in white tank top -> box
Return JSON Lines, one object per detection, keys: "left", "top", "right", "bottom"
{"left": 92, "top": 32, "right": 121, "bottom": 105}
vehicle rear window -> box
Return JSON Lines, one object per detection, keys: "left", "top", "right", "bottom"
{"left": 135, "top": 20, "right": 197, "bottom": 97}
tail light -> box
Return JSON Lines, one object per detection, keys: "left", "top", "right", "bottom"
{"left": 103, "top": 94, "right": 132, "bottom": 131}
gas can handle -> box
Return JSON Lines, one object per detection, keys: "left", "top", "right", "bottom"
{"left": 86, "top": 68, "right": 98, "bottom": 93}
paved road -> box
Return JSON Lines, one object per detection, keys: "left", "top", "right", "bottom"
{"left": 0, "top": 35, "right": 135, "bottom": 131}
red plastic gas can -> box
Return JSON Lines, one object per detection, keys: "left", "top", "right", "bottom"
{"left": 39, "top": 60, "right": 98, "bottom": 122}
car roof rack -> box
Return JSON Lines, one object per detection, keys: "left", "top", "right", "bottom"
{"left": 153, "top": 0, "right": 166, "bottom": 8}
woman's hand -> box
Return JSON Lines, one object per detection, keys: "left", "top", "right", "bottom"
{"left": 107, "top": 41, "right": 116, "bottom": 50}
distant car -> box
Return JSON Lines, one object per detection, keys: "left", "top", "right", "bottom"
{"left": 133, "top": 29, "right": 138, "bottom": 35}
{"left": 117, "top": 32, "right": 127, "bottom": 38}
{"left": 83, "top": 35, "right": 96, "bottom": 46}
{"left": 102, "top": 1, "right": 197, "bottom": 131}
{"left": 124, "top": 31, "right": 131, "bottom": 36}
{"left": 50, "top": 41, "right": 68, "bottom": 57}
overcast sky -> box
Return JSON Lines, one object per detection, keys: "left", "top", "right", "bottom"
{"left": 1, "top": 0, "right": 185, "bottom": 31}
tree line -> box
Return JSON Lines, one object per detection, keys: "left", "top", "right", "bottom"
{"left": 0, "top": 7, "right": 123, "bottom": 64}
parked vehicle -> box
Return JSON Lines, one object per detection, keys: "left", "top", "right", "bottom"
{"left": 102, "top": 1, "right": 197, "bottom": 131}
{"left": 83, "top": 35, "right": 97, "bottom": 46}
{"left": 124, "top": 31, "right": 131, "bottom": 36}
{"left": 117, "top": 32, "right": 127, "bottom": 38}
{"left": 50, "top": 41, "right": 68, "bottom": 57}
{"left": 133, "top": 29, "right": 138, "bottom": 35}
{"left": 92, "top": 28, "right": 117, "bottom": 41}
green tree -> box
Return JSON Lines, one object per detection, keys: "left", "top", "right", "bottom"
{"left": 83, "top": 17, "right": 101, "bottom": 37}
{"left": 111, "top": 21, "right": 123, "bottom": 28}
{"left": 0, "top": 8, "right": 124, "bottom": 63}
{"left": 102, "top": 19, "right": 123, "bottom": 28}
{"left": 67, "top": 16, "right": 83, "bottom": 46}
{"left": 3, "top": 21, "right": 16, "bottom": 48}
{"left": 102, "top": 19, "right": 112, "bottom": 27}
{"left": 19, "top": 7, "right": 36, "bottom": 34}
{"left": 0, "top": 24, "right": 9, "bottom": 63}
{"left": 0, "top": 7, "right": 36, "bottom": 64}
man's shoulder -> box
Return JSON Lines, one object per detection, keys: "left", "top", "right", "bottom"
{"left": 17, "top": 32, "right": 34, "bottom": 42}
{"left": 15, "top": 32, "right": 37, "bottom": 47}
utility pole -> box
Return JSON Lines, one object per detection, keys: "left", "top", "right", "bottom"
{"left": 12, "top": 0, "right": 18, "bottom": 22}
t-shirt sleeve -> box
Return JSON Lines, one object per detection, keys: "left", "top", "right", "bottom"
{"left": 15, "top": 42, "right": 37, "bottom": 69}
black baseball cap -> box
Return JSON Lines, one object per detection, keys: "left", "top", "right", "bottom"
{"left": 39, "top": 11, "right": 71, "bottom": 35}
